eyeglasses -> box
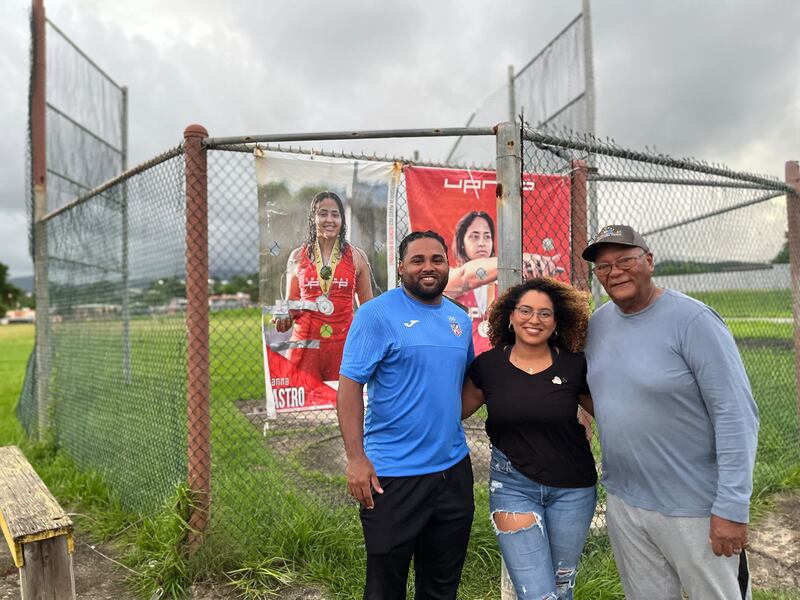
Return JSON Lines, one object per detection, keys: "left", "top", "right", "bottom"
{"left": 592, "top": 250, "right": 647, "bottom": 276}
{"left": 513, "top": 306, "right": 554, "bottom": 321}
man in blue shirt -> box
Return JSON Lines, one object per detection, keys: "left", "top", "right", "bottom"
{"left": 338, "top": 231, "right": 475, "bottom": 600}
{"left": 583, "top": 225, "right": 759, "bottom": 600}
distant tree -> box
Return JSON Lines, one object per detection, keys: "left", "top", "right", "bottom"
{"left": 212, "top": 273, "right": 259, "bottom": 301}
{"left": 0, "top": 262, "right": 24, "bottom": 317}
{"left": 142, "top": 277, "right": 186, "bottom": 305}
{"left": 773, "top": 232, "right": 789, "bottom": 264}
{"left": 20, "top": 293, "right": 35, "bottom": 310}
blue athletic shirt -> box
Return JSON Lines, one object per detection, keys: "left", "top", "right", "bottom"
{"left": 339, "top": 287, "right": 474, "bottom": 476}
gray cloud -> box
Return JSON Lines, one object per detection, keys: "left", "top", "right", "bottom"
{"left": 1, "top": 0, "right": 797, "bottom": 277}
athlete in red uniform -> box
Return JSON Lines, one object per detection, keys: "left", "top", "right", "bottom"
{"left": 274, "top": 191, "right": 373, "bottom": 381}
{"left": 445, "top": 211, "right": 561, "bottom": 356}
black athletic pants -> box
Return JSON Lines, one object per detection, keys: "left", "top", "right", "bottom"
{"left": 360, "top": 454, "right": 474, "bottom": 600}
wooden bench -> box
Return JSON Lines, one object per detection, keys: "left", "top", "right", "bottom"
{"left": 0, "top": 445, "right": 75, "bottom": 599}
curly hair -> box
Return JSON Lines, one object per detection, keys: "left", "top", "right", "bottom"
{"left": 487, "top": 277, "right": 591, "bottom": 353}
{"left": 304, "top": 191, "right": 349, "bottom": 260}
{"left": 452, "top": 211, "right": 495, "bottom": 265}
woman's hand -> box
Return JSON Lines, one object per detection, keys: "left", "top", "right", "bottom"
{"left": 273, "top": 315, "right": 294, "bottom": 332}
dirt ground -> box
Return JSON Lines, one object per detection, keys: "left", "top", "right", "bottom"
{"left": 1, "top": 492, "right": 797, "bottom": 599}
{"left": 0, "top": 527, "right": 327, "bottom": 599}
{"left": 748, "top": 492, "right": 800, "bottom": 591}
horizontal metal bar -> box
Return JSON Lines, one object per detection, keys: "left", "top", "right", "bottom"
{"left": 46, "top": 169, "right": 93, "bottom": 193}
{"left": 45, "top": 18, "right": 124, "bottom": 90}
{"left": 523, "top": 129, "right": 794, "bottom": 193}
{"left": 48, "top": 255, "right": 124, "bottom": 276}
{"left": 40, "top": 146, "right": 183, "bottom": 223}
{"left": 515, "top": 12, "right": 583, "bottom": 80}
{"left": 210, "top": 142, "right": 494, "bottom": 172}
{"left": 204, "top": 127, "right": 496, "bottom": 148}
{"left": 536, "top": 92, "right": 585, "bottom": 129}
{"left": 642, "top": 190, "right": 784, "bottom": 237}
{"left": 47, "top": 102, "right": 123, "bottom": 155}
{"left": 589, "top": 174, "right": 780, "bottom": 190}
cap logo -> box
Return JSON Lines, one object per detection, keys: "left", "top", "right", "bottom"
{"left": 592, "top": 226, "right": 623, "bottom": 243}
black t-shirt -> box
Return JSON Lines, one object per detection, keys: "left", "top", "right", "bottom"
{"left": 467, "top": 345, "right": 597, "bottom": 488}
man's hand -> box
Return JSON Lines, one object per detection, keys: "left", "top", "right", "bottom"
{"left": 523, "top": 253, "right": 563, "bottom": 279}
{"left": 346, "top": 454, "right": 383, "bottom": 509}
{"left": 709, "top": 514, "right": 749, "bottom": 557}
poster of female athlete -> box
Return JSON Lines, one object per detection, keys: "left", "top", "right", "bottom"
{"left": 404, "top": 166, "right": 571, "bottom": 355}
{"left": 255, "top": 150, "right": 398, "bottom": 415}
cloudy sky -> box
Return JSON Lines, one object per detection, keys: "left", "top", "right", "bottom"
{"left": 1, "top": 0, "right": 797, "bottom": 278}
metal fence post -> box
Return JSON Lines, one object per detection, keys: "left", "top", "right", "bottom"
{"left": 121, "top": 85, "right": 131, "bottom": 384}
{"left": 31, "top": 0, "right": 50, "bottom": 439}
{"left": 786, "top": 160, "right": 800, "bottom": 433}
{"left": 495, "top": 121, "right": 521, "bottom": 600}
{"left": 507, "top": 65, "right": 516, "bottom": 122}
{"left": 495, "top": 122, "right": 522, "bottom": 295}
{"left": 184, "top": 124, "right": 211, "bottom": 547}
{"left": 571, "top": 160, "right": 590, "bottom": 291}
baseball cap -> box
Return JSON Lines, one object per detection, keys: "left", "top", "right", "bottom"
{"left": 582, "top": 225, "right": 650, "bottom": 262}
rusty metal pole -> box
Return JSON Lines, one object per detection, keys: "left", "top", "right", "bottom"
{"left": 184, "top": 125, "right": 210, "bottom": 548}
{"left": 571, "top": 159, "right": 594, "bottom": 451}
{"left": 785, "top": 161, "right": 800, "bottom": 433}
{"left": 31, "top": 0, "right": 50, "bottom": 439}
{"left": 571, "top": 160, "right": 590, "bottom": 292}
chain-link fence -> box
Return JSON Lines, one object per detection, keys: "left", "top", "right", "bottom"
{"left": 19, "top": 147, "right": 187, "bottom": 511}
{"left": 522, "top": 127, "right": 799, "bottom": 509}
{"left": 17, "top": 124, "right": 799, "bottom": 595}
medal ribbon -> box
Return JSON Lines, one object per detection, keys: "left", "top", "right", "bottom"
{"left": 314, "top": 238, "right": 341, "bottom": 295}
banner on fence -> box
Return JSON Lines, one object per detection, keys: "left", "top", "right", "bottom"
{"left": 404, "top": 166, "right": 571, "bottom": 355}
{"left": 255, "top": 150, "right": 397, "bottom": 415}
{"left": 255, "top": 154, "right": 570, "bottom": 415}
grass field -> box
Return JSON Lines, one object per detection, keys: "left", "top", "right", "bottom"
{"left": 3, "top": 285, "right": 800, "bottom": 599}
{"left": 0, "top": 323, "right": 33, "bottom": 445}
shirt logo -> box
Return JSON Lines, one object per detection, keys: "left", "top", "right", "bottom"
{"left": 403, "top": 320, "right": 420, "bottom": 328}
{"left": 449, "top": 317, "right": 463, "bottom": 337}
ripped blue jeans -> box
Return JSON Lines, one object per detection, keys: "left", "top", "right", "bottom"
{"left": 489, "top": 446, "right": 596, "bottom": 600}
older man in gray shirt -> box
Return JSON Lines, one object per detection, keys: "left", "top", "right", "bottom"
{"left": 583, "top": 225, "right": 759, "bottom": 600}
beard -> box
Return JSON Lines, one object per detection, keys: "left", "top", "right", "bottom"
{"left": 401, "top": 270, "right": 449, "bottom": 301}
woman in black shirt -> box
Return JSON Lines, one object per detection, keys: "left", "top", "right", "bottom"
{"left": 462, "top": 277, "right": 596, "bottom": 600}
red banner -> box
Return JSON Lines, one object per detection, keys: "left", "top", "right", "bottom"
{"left": 404, "top": 166, "right": 571, "bottom": 355}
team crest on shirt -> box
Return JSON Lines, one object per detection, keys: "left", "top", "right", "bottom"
{"left": 448, "top": 315, "right": 462, "bottom": 337}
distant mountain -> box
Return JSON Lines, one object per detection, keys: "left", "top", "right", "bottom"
{"left": 10, "top": 276, "right": 34, "bottom": 293}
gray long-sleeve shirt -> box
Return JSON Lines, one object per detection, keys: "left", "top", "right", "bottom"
{"left": 585, "top": 289, "right": 759, "bottom": 523}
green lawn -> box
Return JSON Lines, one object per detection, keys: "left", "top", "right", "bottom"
{"left": 0, "top": 323, "right": 33, "bottom": 445}
{"left": 689, "top": 289, "right": 791, "bottom": 319}
{"left": 3, "top": 288, "right": 799, "bottom": 599}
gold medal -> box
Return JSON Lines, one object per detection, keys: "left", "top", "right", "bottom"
{"left": 314, "top": 239, "right": 341, "bottom": 295}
